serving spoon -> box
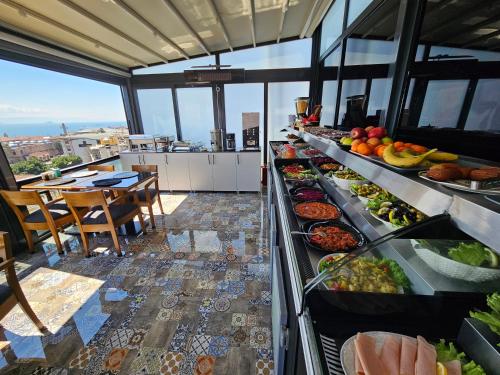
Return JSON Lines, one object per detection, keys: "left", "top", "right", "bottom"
{"left": 290, "top": 231, "right": 327, "bottom": 238}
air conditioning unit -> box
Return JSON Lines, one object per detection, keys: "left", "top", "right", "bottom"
{"left": 184, "top": 69, "right": 245, "bottom": 83}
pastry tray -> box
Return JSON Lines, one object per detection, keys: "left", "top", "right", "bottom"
{"left": 418, "top": 171, "right": 500, "bottom": 195}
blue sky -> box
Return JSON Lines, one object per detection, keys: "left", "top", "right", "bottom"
{"left": 0, "top": 59, "right": 126, "bottom": 124}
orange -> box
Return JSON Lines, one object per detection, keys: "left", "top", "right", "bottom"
{"left": 357, "top": 143, "right": 373, "bottom": 156}
{"left": 376, "top": 145, "right": 387, "bottom": 158}
{"left": 351, "top": 139, "right": 363, "bottom": 152}
{"left": 410, "top": 144, "right": 428, "bottom": 154}
{"left": 366, "top": 137, "right": 381, "bottom": 147}
{"left": 393, "top": 141, "right": 405, "bottom": 149}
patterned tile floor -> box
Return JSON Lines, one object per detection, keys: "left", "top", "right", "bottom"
{"left": 0, "top": 192, "right": 273, "bottom": 375}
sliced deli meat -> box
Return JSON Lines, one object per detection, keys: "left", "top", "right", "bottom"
{"left": 379, "top": 334, "right": 401, "bottom": 375}
{"left": 415, "top": 335, "right": 437, "bottom": 375}
{"left": 354, "top": 350, "right": 365, "bottom": 375}
{"left": 354, "top": 333, "right": 388, "bottom": 375}
{"left": 444, "top": 360, "right": 462, "bottom": 375}
{"left": 399, "top": 337, "right": 417, "bottom": 375}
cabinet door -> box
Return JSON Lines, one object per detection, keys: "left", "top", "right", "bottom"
{"left": 212, "top": 153, "right": 237, "bottom": 191}
{"left": 120, "top": 153, "right": 141, "bottom": 171}
{"left": 188, "top": 154, "right": 214, "bottom": 191}
{"left": 143, "top": 153, "right": 169, "bottom": 191}
{"left": 236, "top": 152, "right": 261, "bottom": 192}
{"left": 165, "top": 153, "right": 191, "bottom": 191}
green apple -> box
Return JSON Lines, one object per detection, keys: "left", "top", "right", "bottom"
{"left": 341, "top": 137, "right": 353, "bottom": 145}
{"left": 381, "top": 137, "right": 393, "bottom": 145}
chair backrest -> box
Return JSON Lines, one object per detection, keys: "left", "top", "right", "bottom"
{"left": 62, "top": 190, "right": 111, "bottom": 227}
{"left": 88, "top": 164, "right": 115, "bottom": 172}
{"left": 132, "top": 164, "right": 158, "bottom": 173}
{"left": 0, "top": 190, "right": 50, "bottom": 225}
{"left": 0, "top": 231, "right": 12, "bottom": 262}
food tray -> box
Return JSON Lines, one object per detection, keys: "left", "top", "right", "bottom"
{"left": 301, "top": 220, "right": 366, "bottom": 253}
{"left": 418, "top": 171, "right": 500, "bottom": 195}
{"left": 369, "top": 210, "right": 401, "bottom": 230}
{"left": 42, "top": 178, "right": 76, "bottom": 186}
{"left": 410, "top": 240, "right": 500, "bottom": 282}
{"left": 352, "top": 151, "right": 426, "bottom": 173}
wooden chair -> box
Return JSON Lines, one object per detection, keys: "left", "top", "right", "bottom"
{"left": 0, "top": 190, "right": 76, "bottom": 254}
{"left": 0, "top": 232, "right": 46, "bottom": 332}
{"left": 131, "top": 165, "right": 165, "bottom": 228}
{"left": 88, "top": 164, "right": 115, "bottom": 172}
{"left": 62, "top": 190, "right": 145, "bottom": 257}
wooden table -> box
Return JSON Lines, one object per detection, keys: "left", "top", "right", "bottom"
{"left": 21, "top": 171, "right": 156, "bottom": 235}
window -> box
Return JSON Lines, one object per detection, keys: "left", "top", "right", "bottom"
{"left": 0, "top": 59, "right": 128, "bottom": 181}
{"left": 429, "top": 46, "right": 500, "bottom": 62}
{"left": 338, "top": 79, "right": 366, "bottom": 125}
{"left": 220, "top": 39, "right": 312, "bottom": 70}
{"left": 345, "top": 38, "right": 395, "bottom": 65}
{"left": 176, "top": 87, "right": 214, "bottom": 147}
{"left": 136, "top": 89, "right": 177, "bottom": 138}
{"left": 268, "top": 82, "right": 310, "bottom": 142}
{"left": 465, "top": 79, "right": 500, "bottom": 133}
{"left": 418, "top": 80, "right": 469, "bottom": 128}
{"left": 367, "top": 78, "right": 390, "bottom": 118}
{"left": 132, "top": 56, "right": 216, "bottom": 75}
{"left": 320, "top": 81, "right": 338, "bottom": 126}
{"left": 324, "top": 47, "right": 341, "bottom": 66}
{"left": 320, "top": 0, "right": 346, "bottom": 55}
{"left": 224, "top": 84, "right": 264, "bottom": 150}
{"left": 347, "top": 0, "right": 372, "bottom": 26}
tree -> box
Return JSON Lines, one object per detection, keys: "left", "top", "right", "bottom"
{"left": 50, "top": 155, "right": 82, "bottom": 169}
{"left": 11, "top": 157, "right": 48, "bottom": 175}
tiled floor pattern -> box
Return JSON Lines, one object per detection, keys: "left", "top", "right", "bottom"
{"left": 1, "top": 192, "right": 273, "bottom": 375}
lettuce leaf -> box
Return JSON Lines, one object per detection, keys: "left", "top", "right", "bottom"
{"left": 462, "top": 360, "right": 486, "bottom": 375}
{"left": 470, "top": 293, "right": 500, "bottom": 341}
{"left": 447, "top": 242, "right": 491, "bottom": 267}
{"left": 435, "top": 339, "right": 486, "bottom": 375}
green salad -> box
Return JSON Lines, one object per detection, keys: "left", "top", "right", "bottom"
{"left": 470, "top": 293, "right": 500, "bottom": 347}
{"left": 435, "top": 339, "right": 486, "bottom": 375}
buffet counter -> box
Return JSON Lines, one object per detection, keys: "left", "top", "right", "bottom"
{"left": 119, "top": 150, "right": 261, "bottom": 192}
{"left": 267, "top": 143, "right": 499, "bottom": 375}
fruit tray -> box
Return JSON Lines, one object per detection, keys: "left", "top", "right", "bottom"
{"left": 352, "top": 151, "right": 427, "bottom": 173}
{"left": 418, "top": 171, "right": 500, "bottom": 196}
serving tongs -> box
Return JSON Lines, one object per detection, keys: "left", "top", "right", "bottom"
{"left": 298, "top": 213, "right": 451, "bottom": 316}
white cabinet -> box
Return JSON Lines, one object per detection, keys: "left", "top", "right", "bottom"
{"left": 143, "top": 153, "right": 169, "bottom": 190}
{"left": 237, "top": 152, "right": 261, "bottom": 192}
{"left": 212, "top": 153, "right": 237, "bottom": 191}
{"left": 165, "top": 153, "right": 191, "bottom": 191}
{"left": 120, "top": 153, "right": 142, "bottom": 171}
{"left": 188, "top": 154, "right": 214, "bottom": 191}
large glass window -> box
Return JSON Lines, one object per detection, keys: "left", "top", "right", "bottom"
{"left": 320, "top": 81, "right": 338, "bottom": 126}
{"left": 320, "top": 0, "right": 346, "bottom": 55}
{"left": 418, "top": 80, "right": 469, "bottom": 128}
{"left": 429, "top": 46, "right": 500, "bottom": 62}
{"left": 0, "top": 59, "right": 128, "bottom": 181}
{"left": 345, "top": 38, "right": 395, "bottom": 65}
{"left": 367, "top": 78, "right": 390, "bottom": 118}
{"left": 176, "top": 87, "right": 214, "bottom": 147}
{"left": 136, "top": 89, "right": 177, "bottom": 138}
{"left": 347, "top": 0, "right": 372, "bottom": 26}
{"left": 268, "top": 82, "right": 310, "bottom": 142}
{"left": 324, "top": 47, "right": 341, "bottom": 66}
{"left": 220, "top": 39, "right": 312, "bottom": 70}
{"left": 224, "top": 83, "right": 264, "bottom": 149}
{"left": 465, "top": 79, "right": 500, "bottom": 132}
{"left": 338, "top": 79, "right": 366, "bottom": 125}
{"left": 132, "top": 56, "right": 216, "bottom": 75}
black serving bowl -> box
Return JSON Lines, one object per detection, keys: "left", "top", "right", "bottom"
{"left": 301, "top": 220, "right": 366, "bottom": 253}
{"left": 289, "top": 186, "right": 327, "bottom": 202}
{"left": 293, "top": 201, "right": 343, "bottom": 221}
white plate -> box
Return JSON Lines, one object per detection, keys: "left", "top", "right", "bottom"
{"left": 69, "top": 170, "right": 98, "bottom": 178}
{"left": 418, "top": 171, "right": 500, "bottom": 196}
{"left": 330, "top": 175, "right": 366, "bottom": 190}
{"left": 369, "top": 210, "right": 402, "bottom": 230}
{"left": 341, "top": 331, "right": 413, "bottom": 375}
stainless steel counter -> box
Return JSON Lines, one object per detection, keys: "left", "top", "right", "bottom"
{"left": 288, "top": 128, "right": 500, "bottom": 253}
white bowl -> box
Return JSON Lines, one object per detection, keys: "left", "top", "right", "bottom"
{"left": 410, "top": 240, "right": 500, "bottom": 283}
{"left": 369, "top": 210, "right": 402, "bottom": 230}
{"left": 330, "top": 175, "right": 366, "bottom": 191}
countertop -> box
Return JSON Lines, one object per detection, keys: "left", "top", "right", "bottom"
{"left": 120, "top": 149, "right": 261, "bottom": 154}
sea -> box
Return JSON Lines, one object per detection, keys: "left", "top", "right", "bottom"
{"left": 0, "top": 121, "right": 126, "bottom": 137}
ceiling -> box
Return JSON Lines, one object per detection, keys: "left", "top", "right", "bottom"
{"left": 0, "top": 0, "right": 333, "bottom": 70}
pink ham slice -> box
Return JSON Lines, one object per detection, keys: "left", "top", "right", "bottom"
{"left": 415, "top": 335, "right": 437, "bottom": 375}
{"left": 354, "top": 350, "right": 365, "bottom": 375}
{"left": 445, "top": 360, "right": 462, "bottom": 375}
{"left": 379, "top": 334, "right": 401, "bottom": 375}
{"left": 354, "top": 333, "right": 388, "bottom": 375}
{"left": 400, "top": 337, "right": 417, "bottom": 375}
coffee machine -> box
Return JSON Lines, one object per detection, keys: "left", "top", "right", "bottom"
{"left": 226, "top": 133, "right": 236, "bottom": 151}
{"left": 210, "top": 129, "right": 224, "bottom": 152}
{"left": 242, "top": 112, "right": 260, "bottom": 150}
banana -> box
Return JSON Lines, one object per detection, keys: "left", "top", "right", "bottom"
{"left": 382, "top": 144, "right": 437, "bottom": 168}
{"left": 427, "top": 151, "right": 459, "bottom": 161}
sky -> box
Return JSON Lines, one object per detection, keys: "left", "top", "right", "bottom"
{"left": 0, "top": 59, "right": 126, "bottom": 124}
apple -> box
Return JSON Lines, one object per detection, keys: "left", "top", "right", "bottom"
{"left": 367, "top": 127, "right": 387, "bottom": 139}
{"left": 341, "top": 137, "right": 353, "bottom": 145}
{"left": 365, "top": 126, "right": 375, "bottom": 132}
{"left": 361, "top": 137, "right": 368, "bottom": 142}
{"left": 381, "top": 137, "right": 393, "bottom": 145}
{"left": 350, "top": 127, "right": 367, "bottom": 140}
